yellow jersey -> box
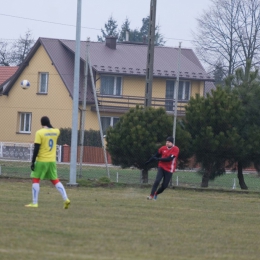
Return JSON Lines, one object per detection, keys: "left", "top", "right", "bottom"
{"left": 34, "top": 128, "right": 60, "bottom": 162}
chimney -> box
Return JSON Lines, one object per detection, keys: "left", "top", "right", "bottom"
{"left": 105, "top": 36, "right": 117, "bottom": 49}
{"left": 125, "top": 30, "right": 130, "bottom": 41}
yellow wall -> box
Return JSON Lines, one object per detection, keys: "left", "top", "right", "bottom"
{"left": 80, "top": 105, "right": 99, "bottom": 130}
{"left": 95, "top": 73, "right": 204, "bottom": 112}
{"left": 191, "top": 81, "right": 204, "bottom": 98}
{"left": 0, "top": 45, "right": 206, "bottom": 143}
{"left": 0, "top": 45, "right": 74, "bottom": 142}
{"left": 122, "top": 76, "right": 204, "bottom": 99}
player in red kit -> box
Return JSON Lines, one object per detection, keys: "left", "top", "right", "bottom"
{"left": 145, "top": 136, "right": 179, "bottom": 200}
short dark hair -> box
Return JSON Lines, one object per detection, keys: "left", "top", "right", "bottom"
{"left": 41, "top": 116, "right": 53, "bottom": 128}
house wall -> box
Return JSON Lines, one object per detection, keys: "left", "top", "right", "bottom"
{"left": 95, "top": 73, "right": 204, "bottom": 113}
{"left": 191, "top": 81, "right": 204, "bottom": 97}
{"left": 123, "top": 76, "right": 145, "bottom": 96}
{"left": 80, "top": 105, "right": 100, "bottom": 130}
{"left": 0, "top": 45, "right": 75, "bottom": 142}
{"left": 0, "top": 44, "right": 208, "bottom": 143}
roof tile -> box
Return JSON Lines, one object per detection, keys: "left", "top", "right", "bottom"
{"left": 0, "top": 66, "right": 19, "bottom": 85}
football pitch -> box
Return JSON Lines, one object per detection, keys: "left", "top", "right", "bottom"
{"left": 0, "top": 179, "right": 260, "bottom": 260}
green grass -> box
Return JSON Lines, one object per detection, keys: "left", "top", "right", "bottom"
{"left": 0, "top": 179, "right": 260, "bottom": 260}
{"left": 1, "top": 160, "right": 260, "bottom": 191}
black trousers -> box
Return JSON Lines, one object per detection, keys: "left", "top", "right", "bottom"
{"left": 151, "top": 167, "right": 172, "bottom": 196}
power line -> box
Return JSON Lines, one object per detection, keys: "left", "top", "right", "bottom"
{"left": 0, "top": 13, "right": 194, "bottom": 43}
{"left": 0, "top": 13, "right": 100, "bottom": 31}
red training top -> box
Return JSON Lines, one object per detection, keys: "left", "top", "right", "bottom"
{"left": 158, "top": 145, "right": 179, "bottom": 173}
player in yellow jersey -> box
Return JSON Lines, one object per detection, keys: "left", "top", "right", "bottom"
{"left": 25, "top": 116, "right": 70, "bottom": 209}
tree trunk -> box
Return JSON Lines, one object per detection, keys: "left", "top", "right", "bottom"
{"left": 201, "top": 170, "right": 210, "bottom": 187}
{"left": 253, "top": 161, "right": 260, "bottom": 177}
{"left": 141, "top": 169, "right": 148, "bottom": 183}
{"left": 237, "top": 161, "right": 248, "bottom": 190}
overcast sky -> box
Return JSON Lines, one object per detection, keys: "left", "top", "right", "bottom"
{"left": 0, "top": 0, "right": 212, "bottom": 49}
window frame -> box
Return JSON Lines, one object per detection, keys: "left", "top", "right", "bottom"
{"left": 165, "top": 80, "right": 191, "bottom": 111}
{"left": 101, "top": 116, "right": 120, "bottom": 135}
{"left": 178, "top": 81, "right": 190, "bottom": 100}
{"left": 18, "top": 112, "right": 32, "bottom": 134}
{"left": 38, "top": 72, "right": 49, "bottom": 94}
{"left": 100, "top": 75, "right": 122, "bottom": 96}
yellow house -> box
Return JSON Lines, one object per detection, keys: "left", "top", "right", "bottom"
{"left": 0, "top": 37, "right": 214, "bottom": 143}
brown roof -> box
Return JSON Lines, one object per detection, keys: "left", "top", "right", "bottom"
{"left": 1, "top": 37, "right": 214, "bottom": 100}
{"left": 0, "top": 66, "right": 19, "bottom": 85}
{"left": 60, "top": 39, "right": 212, "bottom": 80}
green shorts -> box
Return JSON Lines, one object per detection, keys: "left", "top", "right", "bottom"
{"left": 31, "top": 161, "right": 58, "bottom": 180}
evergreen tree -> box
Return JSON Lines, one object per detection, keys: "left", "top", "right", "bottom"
{"left": 106, "top": 106, "right": 172, "bottom": 183}
{"left": 186, "top": 62, "right": 260, "bottom": 189}
{"left": 214, "top": 62, "right": 225, "bottom": 87}
{"left": 99, "top": 16, "right": 165, "bottom": 46}
{"left": 225, "top": 62, "right": 260, "bottom": 187}
{"left": 140, "top": 16, "right": 165, "bottom": 46}
{"left": 185, "top": 87, "right": 244, "bottom": 187}
{"left": 175, "top": 120, "right": 193, "bottom": 169}
{"left": 118, "top": 18, "right": 131, "bottom": 42}
{"left": 97, "top": 16, "right": 119, "bottom": 42}
{"left": 106, "top": 106, "right": 192, "bottom": 183}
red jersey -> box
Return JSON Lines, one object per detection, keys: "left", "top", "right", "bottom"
{"left": 158, "top": 145, "right": 179, "bottom": 173}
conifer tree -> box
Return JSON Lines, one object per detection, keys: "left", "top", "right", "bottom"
{"left": 106, "top": 106, "right": 172, "bottom": 183}
{"left": 97, "top": 16, "right": 119, "bottom": 42}
{"left": 185, "top": 87, "right": 244, "bottom": 187}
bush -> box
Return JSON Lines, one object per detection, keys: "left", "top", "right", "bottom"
{"left": 58, "top": 128, "right": 102, "bottom": 147}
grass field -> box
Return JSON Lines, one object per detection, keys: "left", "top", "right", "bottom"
{"left": 1, "top": 160, "right": 260, "bottom": 191}
{"left": 0, "top": 179, "right": 260, "bottom": 260}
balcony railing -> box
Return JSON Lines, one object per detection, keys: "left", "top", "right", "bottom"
{"left": 91, "top": 94, "right": 188, "bottom": 116}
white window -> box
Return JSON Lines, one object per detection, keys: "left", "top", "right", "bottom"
{"left": 165, "top": 80, "right": 190, "bottom": 111}
{"left": 178, "top": 81, "right": 190, "bottom": 100}
{"left": 100, "top": 75, "right": 122, "bottom": 96}
{"left": 19, "top": 112, "right": 32, "bottom": 133}
{"left": 101, "top": 117, "right": 120, "bottom": 135}
{"left": 39, "top": 72, "right": 49, "bottom": 93}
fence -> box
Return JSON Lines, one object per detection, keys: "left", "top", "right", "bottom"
{"left": 0, "top": 142, "right": 62, "bottom": 162}
{"left": 0, "top": 142, "right": 110, "bottom": 164}
{"left": 1, "top": 159, "right": 260, "bottom": 192}
{"left": 62, "top": 145, "right": 112, "bottom": 164}
{"left": 0, "top": 142, "right": 260, "bottom": 192}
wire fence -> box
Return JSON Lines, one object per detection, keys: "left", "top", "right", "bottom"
{"left": 1, "top": 160, "right": 260, "bottom": 192}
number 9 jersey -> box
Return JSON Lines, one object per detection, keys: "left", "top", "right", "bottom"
{"left": 34, "top": 128, "right": 60, "bottom": 162}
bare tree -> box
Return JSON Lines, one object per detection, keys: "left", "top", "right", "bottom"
{"left": 234, "top": 0, "right": 260, "bottom": 79}
{"left": 0, "top": 30, "right": 35, "bottom": 66}
{"left": 193, "top": 0, "right": 260, "bottom": 77}
{"left": 0, "top": 41, "right": 11, "bottom": 66}
{"left": 10, "top": 30, "right": 35, "bottom": 65}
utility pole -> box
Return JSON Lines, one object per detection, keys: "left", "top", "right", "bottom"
{"left": 68, "top": 0, "right": 82, "bottom": 185}
{"left": 78, "top": 38, "right": 90, "bottom": 178}
{"left": 144, "top": 0, "right": 157, "bottom": 107}
{"left": 87, "top": 48, "right": 110, "bottom": 179}
{"left": 172, "top": 42, "right": 182, "bottom": 144}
